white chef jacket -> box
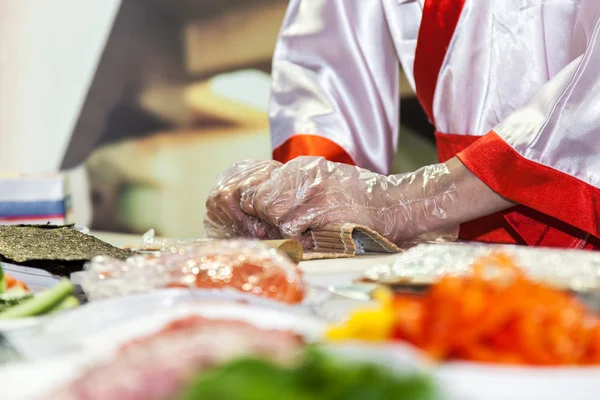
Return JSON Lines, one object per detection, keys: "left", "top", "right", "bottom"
{"left": 268, "top": 0, "right": 600, "bottom": 247}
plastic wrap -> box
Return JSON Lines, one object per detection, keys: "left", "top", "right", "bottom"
{"left": 204, "top": 159, "right": 283, "bottom": 240}
{"left": 237, "top": 157, "right": 459, "bottom": 247}
{"left": 78, "top": 239, "right": 305, "bottom": 303}
{"left": 361, "top": 243, "right": 600, "bottom": 292}
{"left": 133, "top": 229, "right": 212, "bottom": 254}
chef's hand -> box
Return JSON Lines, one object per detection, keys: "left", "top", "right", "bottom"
{"left": 204, "top": 160, "right": 282, "bottom": 239}
{"left": 240, "top": 156, "right": 514, "bottom": 246}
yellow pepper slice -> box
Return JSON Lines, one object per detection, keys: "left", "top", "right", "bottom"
{"left": 326, "top": 288, "right": 394, "bottom": 342}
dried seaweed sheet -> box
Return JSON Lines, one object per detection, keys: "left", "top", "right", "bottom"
{"left": 0, "top": 225, "right": 133, "bottom": 275}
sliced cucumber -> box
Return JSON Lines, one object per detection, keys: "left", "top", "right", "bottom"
{"left": 0, "top": 265, "right": 5, "bottom": 293}
{"left": 1, "top": 287, "right": 30, "bottom": 298}
{"left": 48, "top": 295, "right": 80, "bottom": 314}
{"left": 0, "top": 291, "right": 33, "bottom": 312}
{"left": 0, "top": 279, "right": 74, "bottom": 319}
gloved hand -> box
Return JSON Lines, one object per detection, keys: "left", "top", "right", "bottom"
{"left": 204, "top": 159, "right": 283, "bottom": 239}
{"left": 240, "top": 156, "right": 460, "bottom": 246}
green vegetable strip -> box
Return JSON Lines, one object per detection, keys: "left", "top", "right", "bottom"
{"left": 179, "top": 348, "right": 439, "bottom": 400}
{"left": 48, "top": 295, "right": 80, "bottom": 314}
{"left": 0, "top": 264, "right": 5, "bottom": 293}
{"left": 0, "top": 279, "right": 73, "bottom": 319}
{"left": 0, "top": 294, "right": 33, "bottom": 312}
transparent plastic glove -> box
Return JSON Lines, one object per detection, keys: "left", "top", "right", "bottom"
{"left": 241, "top": 156, "right": 459, "bottom": 246}
{"left": 205, "top": 159, "right": 282, "bottom": 239}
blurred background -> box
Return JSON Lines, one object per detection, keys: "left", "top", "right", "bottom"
{"left": 0, "top": 0, "right": 436, "bottom": 238}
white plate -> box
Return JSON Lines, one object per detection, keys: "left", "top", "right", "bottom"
{"left": 317, "top": 344, "right": 600, "bottom": 400}
{"left": 325, "top": 343, "right": 600, "bottom": 400}
{"left": 0, "top": 316, "right": 48, "bottom": 332}
{"left": 4, "top": 315, "right": 600, "bottom": 400}
{"left": 0, "top": 353, "right": 89, "bottom": 400}
{"left": 0, "top": 342, "right": 428, "bottom": 400}
{"left": 8, "top": 288, "right": 324, "bottom": 360}
{"left": 438, "top": 362, "right": 600, "bottom": 400}
{"left": 0, "top": 298, "right": 326, "bottom": 400}
{"left": 78, "top": 300, "right": 324, "bottom": 362}
{"left": 1, "top": 262, "right": 63, "bottom": 293}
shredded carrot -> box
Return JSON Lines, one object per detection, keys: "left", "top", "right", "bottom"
{"left": 328, "top": 253, "right": 600, "bottom": 366}
{"left": 3, "top": 273, "right": 29, "bottom": 292}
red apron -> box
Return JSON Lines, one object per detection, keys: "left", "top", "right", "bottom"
{"left": 414, "top": 0, "right": 598, "bottom": 250}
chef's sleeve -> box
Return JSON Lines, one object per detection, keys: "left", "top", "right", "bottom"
{"left": 269, "top": 0, "right": 400, "bottom": 174}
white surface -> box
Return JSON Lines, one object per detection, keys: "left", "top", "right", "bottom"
{"left": 6, "top": 233, "right": 600, "bottom": 399}
{"left": 301, "top": 254, "right": 398, "bottom": 276}
{"left": 439, "top": 363, "right": 600, "bottom": 400}
{"left": 90, "top": 230, "right": 140, "bottom": 248}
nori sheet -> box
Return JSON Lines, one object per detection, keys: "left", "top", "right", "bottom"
{"left": 0, "top": 225, "right": 133, "bottom": 276}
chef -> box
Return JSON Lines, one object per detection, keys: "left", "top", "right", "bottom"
{"left": 205, "top": 0, "right": 600, "bottom": 250}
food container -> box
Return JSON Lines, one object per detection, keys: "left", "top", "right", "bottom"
{"left": 361, "top": 243, "right": 600, "bottom": 293}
